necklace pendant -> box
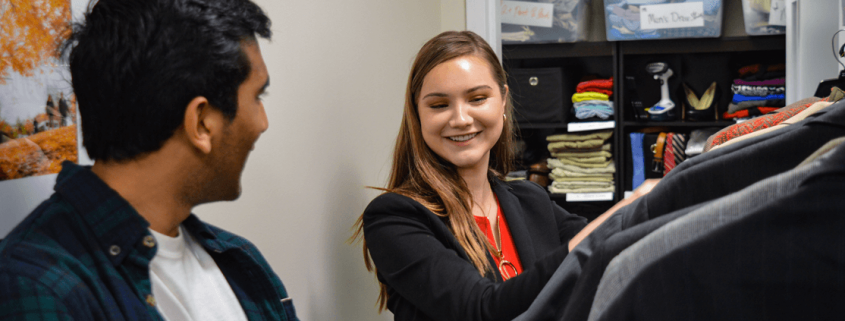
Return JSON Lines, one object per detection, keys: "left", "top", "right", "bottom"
{"left": 499, "top": 260, "right": 518, "bottom": 280}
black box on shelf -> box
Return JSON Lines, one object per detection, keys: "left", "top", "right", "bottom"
{"left": 507, "top": 67, "right": 566, "bottom": 125}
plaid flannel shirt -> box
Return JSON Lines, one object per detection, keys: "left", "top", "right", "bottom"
{"left": 0, "top": 161, "right": 298, "bottom": 321}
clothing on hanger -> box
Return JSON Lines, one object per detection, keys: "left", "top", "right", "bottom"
{"left": 722, "top": 106, "right": 780, "bottom": 119}
{"left": 518, "top": 99, "right": 845, "bottom": 321}
{"left": 708, "top": 86, "right": 845, "bottom": 151}
{"left": 588, "top": 137, "right": 845, "bottom": 321}
{"left": 613, "top": 99, "right": 845, "bottom": 229}
{"left": 710, "top": 100, "right": 835, "bottom": 151}
{"left": 705, "top": 96, "right": 822, "bottom": 151}
{"left": 554, "top": 200, "right": 713, "bottom": 321}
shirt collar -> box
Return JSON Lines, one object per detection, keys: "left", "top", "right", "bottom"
{"left": 804, "top": 99, "right": 845, "bottom": 127}
{"left": 181, "top": 214, "right": 227, "bottom": 253}
{"left": 54, "top": 161, "right": 151, "bottom": 265}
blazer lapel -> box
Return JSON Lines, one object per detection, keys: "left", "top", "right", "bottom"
{"left": 493, "top": 181, "right": 537, "bottom": 265}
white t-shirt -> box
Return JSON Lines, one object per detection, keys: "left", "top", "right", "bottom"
{"left": 148, "top": 226, "right": 248, "bottom": 321}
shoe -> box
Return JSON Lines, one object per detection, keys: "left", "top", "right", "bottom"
{"left": 681, "top": 82, "right": 719, "bottom": 121}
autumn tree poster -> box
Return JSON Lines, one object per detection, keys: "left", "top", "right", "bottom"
{"left": 0, "top": 0, "right": 77, "bottom": 182}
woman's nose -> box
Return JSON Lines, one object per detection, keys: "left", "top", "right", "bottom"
{"left": 449, "top": 103, "right": 472, "bottom": 128}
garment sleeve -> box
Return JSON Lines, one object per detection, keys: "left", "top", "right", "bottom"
{"left": 0, "top": 273, "right": 74, "bottom": 321}
{"left": 552, "top": 201, "right": 589, "bottom": 245}
{"left": 363, "top": 194, "right": 571, "bottom": 321}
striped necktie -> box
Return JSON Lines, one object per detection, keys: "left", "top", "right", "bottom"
{"left": 664, "top": 133, "right": 688, "bottom": 176}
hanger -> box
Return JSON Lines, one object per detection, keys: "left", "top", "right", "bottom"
{"left": 814, "top": 30, "right": 845, "bottom": 98}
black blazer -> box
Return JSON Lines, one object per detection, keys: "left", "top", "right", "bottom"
{"left": 615, "top": 100, "right": 845, "bottom": 229}
{"left": 362, "top": 179, "right": 587, "bottom": 321}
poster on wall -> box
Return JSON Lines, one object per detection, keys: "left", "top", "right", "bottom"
{"left": 0, "top": 0, "right": 93, "bottom": 237}
{"left": 0, "top": 0, "right": 76, "bottom": 182}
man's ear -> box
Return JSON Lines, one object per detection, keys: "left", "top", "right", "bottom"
{"left": 183, "top": 96, "right": 223, "bottom": 154}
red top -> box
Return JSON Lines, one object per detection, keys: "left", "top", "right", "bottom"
{"left": 473, "top": 199, "right": 524, "bottom": 281}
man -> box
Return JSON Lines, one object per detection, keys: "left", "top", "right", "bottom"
{"left": 58, "top": 92, "right": 70, "bottom": 127}
{"left": 45, "top": 94, "right": 58, "bottom": 128}
{"left": 0, "top": 0, "right": 298, "bottom": 320}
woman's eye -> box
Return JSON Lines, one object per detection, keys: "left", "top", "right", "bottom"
{"left": 471, "top": 97, "right": 488, "bottom": 103}
{"left": 429, "top": 103, "right": 448, "bottom": 109}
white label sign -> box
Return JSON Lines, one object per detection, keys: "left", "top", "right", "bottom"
{"left": 501, "top": 1, "right": 554, "bottom": 28}
{"left": 768, "top": 0, "right": 786, "bottom": 26}
{"left": 640, "top": 2, "right": 705, "bottom": 30}
{"left": 566, "top": 192, "right": 614, "bottom": 202}
{"left": 567, "top": 121, "right": 615, "bottom": 132}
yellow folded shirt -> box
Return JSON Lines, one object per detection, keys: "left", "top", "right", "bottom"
{"left": 547, "top": 139, "right": 605, "bottom": 151}
{"left": 572, "top": 92, "right": 609, "bottom": 103}
{"left": 546, "top": 130, "right": 613, "bottom": 142}
{"left": 547, "top": 159, "right": 616, "bottom": 173}
{"left": 552, "top": 181, "right": 613, "bottom": 188}
{"left": 560, "top": 155, "right": 608, "bottom": 164}
{"left": 549, "top": 174, "right": 614, "bottom": 182}
{"left": 548, "top": 185, "right": 615, "bottom": 194}
{"left": 551, "top": 167, "right": 614, "bottom": 178}
{"left": 550, "top": 150, "right": 612, "bottom": 159}
{"left": 550, "top": 143, "right": 612, "bottom": 154}
{"left": 556, "top": 157, "right": 611, "bottom": 168}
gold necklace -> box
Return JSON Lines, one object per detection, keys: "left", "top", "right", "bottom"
{"left": 490, "top": 201, "right": 518, "bottom": 280}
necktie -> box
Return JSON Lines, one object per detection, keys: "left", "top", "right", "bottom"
{"left": 664, "top": 133, "right": 687, "bottom": 176}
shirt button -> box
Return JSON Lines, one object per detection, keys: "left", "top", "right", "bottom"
{"left": 143, "top": 235, "right": 156, "bottom": 248}
{"left": 146, "top": 294, "right": 156, "bottom": 307}
{"left": 109, "top": 245, "right": 121, "bottom": 256}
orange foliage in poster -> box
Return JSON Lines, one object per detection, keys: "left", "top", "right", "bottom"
{"left": 0, "top": 125, "right": 77, "bottom": 180}
{"left": 0, "top": 0, "right": 71, "bottom": 84}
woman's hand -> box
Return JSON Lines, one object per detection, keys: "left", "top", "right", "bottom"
{"left": 567, "top": 179, "right": 661, "bottom": 251}
{"left": 631, "top": 179, "right": 661, "bottom": 199}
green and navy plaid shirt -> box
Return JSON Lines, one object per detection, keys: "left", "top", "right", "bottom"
{"left": 0, "top": 161, "right": 298, "bottom": 321}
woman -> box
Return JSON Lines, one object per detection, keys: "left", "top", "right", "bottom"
{"left": 353, "top": 31, "right": 651, "bottom": 321}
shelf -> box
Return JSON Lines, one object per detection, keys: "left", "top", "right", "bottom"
{"left": 618, "top": 36, "right": 785, "bottom": 55}
{"left": 550, "top": 193, "right": 616, "bottom": 202}
{"left": 568, "top": 121, "right": 615, "bottom": 132}
{"left": 516, "top": 122, "right": 568, "bottom": 129}
{"left": 503, "top": 41, "right": 614, "bottom": 59}
{"left": 621, "top": 120, "right": 735, "bottom": 128}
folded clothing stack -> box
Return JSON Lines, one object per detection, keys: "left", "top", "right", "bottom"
{"left": 727, "top": 64, "right": 786, "bottom": 117}
{"left": 572, "top": 77, "right": 614, "bottom": 121}
{"left": 546, "top": 130, "right": 614, "bottom": 194}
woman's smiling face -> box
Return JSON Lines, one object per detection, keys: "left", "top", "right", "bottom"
{"left": 417, "top": 55, "right": 507, "bottom": 172}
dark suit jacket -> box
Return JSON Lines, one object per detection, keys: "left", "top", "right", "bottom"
{"left": 517, "top": 102, "right": 845, "bottom": 321}
{"left": 556, "top": 201, "right": 710, "bottom": 321}
{"left": 596, "top": 142, "right": 845, "bottom": 321}
{"left": 362, "top": 179, "right": 587, "bottom": 321}
{"left": 615, "top": 100, "right": 845, "bottom": 229}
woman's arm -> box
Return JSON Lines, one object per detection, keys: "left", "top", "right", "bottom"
{"left": 363, "top": 193, "right": 569, "bottom": 321}
{"left": 567, "top": 179, "right": 661, "bottom": 251}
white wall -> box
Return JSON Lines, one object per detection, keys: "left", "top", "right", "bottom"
{"left": 195, "top": 1, "right": 465, "bottom": 320}
{"left": 785, "top": 0, "right": 842, "bottom": 104}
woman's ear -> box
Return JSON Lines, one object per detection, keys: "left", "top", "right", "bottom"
{"left": 183, "top": 96, "right": 221, "bottom": 154}
{"left": 502, "top": 84, "right": 510, "bottom": 111}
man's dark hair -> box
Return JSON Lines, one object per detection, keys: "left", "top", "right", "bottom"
{"left": 65, "top": 0, "right": 272, "bottom": 161}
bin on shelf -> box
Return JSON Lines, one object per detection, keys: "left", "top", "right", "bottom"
{"left": 501, "top": 0, "right": 590, "bottom": 44}
{"left": 741, "top": 0, "right": 786, "bottom": 35}
{"left": 507, "top": 68, "right": 566, "bottom": 125}
{"left": 604, "top": 0, "right": 722, "bottom": 41}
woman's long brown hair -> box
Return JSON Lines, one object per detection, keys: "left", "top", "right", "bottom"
{"left": 351, "top": 30, "right": 516, "bottom": 312}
